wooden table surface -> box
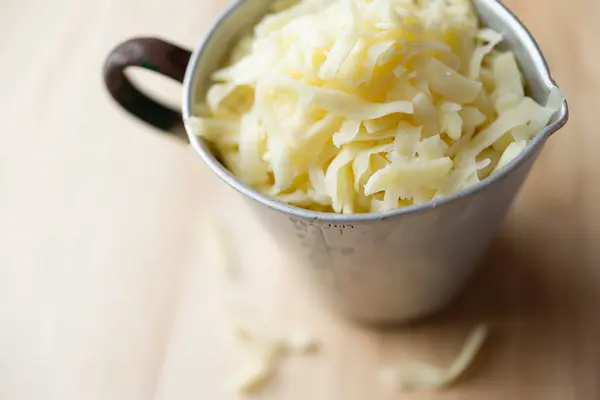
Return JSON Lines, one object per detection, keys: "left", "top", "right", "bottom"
{"left": 1, "top": 0, "right": 598, "bottom": 399}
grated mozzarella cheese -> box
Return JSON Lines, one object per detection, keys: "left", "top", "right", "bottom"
{"left": 189, "top": 0, "right": 564, "bottom": 214}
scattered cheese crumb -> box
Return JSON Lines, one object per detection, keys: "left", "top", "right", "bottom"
{"left": 286, "top": 331, "right": 320, "bottom": 355}
{"left": 234, "top": 358, "right": 273, "bottom": 395}
{"left": 379, "top": 324, "right": 489, "bottom": 392}
{"left": 228, "top": 306, "right": 321, "bottom": 395}
{"left": 203, "top": 219, "right": 237, "bottom": 278}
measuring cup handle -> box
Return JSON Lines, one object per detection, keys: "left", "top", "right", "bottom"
{"left": 103, "top": 37, "right": 192, "bottom": 139}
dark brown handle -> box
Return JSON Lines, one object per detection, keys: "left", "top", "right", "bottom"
{"left": 103, "top": 37, "right": 192, "bottom": 139}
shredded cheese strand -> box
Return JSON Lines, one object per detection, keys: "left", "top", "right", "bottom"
{"left": 380, "top": 324, "right": 489, "bottom": 392}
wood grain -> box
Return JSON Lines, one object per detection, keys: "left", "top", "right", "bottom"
{"left": 0, "top": 0, "right": 597, "bottom": 399}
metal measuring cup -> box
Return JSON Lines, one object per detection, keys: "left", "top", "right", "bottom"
{"left": 103, "top": 0, "right": 569, "bottom": 323}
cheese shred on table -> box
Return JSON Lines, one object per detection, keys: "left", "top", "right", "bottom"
{"left": 188, "top": 0, "right": 564, "bottom": 214}
{"left": 379, "top": 324, "right": 489, "bottom": 392}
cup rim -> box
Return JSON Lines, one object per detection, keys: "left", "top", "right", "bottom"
{"left": 182, "top": 0, "right": 569, "bottom": 223}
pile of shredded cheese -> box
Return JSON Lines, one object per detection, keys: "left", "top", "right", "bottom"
{"left": 189, "top": 0, "right": 560, "bottom": 214}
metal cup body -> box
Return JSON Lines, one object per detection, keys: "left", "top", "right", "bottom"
{"left": 181, "top": 0, "right": 569, "bottom": 322}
